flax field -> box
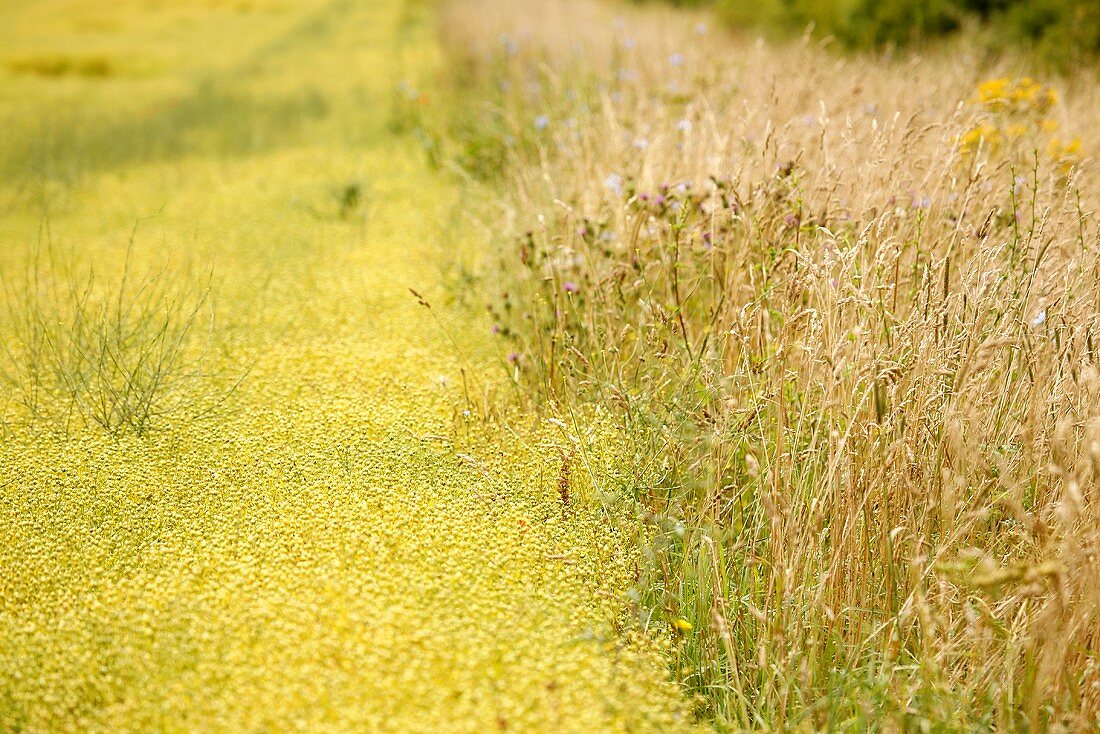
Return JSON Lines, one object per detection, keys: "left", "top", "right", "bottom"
{"left": 2, "top": 0, "right": 1099, "bottom": 732}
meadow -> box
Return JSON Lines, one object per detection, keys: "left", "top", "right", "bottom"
{"left": 1, "top": 0, "right": 1098, "bottom": 731}
{"left": 434, "top": 0, "right": 1100, "bottom": 729}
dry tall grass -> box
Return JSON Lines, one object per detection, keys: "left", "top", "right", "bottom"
{"left": 439, "top": 0, "right": 1100, "bottom": 728}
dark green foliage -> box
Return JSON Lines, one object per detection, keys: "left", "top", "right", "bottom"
{"left": 844, "top": 0, "right": 963, "bottom": 46}
{"left": 995, "top": 0, "right": 1100, "bottom": 67}
{"left": 706, "top": 0, "right": 1099, "bottom": 68}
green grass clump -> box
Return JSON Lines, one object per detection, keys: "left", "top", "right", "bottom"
{"left": 0, "top": 242, "right": 238, "bottom": 439}
{"left": 5, "top": 54, "right": 116, "bottom": 78}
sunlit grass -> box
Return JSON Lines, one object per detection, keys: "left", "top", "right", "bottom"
{"left": 438, "top": 0, "right": 1100, "bottom": 729}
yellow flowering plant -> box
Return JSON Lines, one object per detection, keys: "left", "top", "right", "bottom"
{"left": 961, "top": 76, "right": 1082, "bottom": 176}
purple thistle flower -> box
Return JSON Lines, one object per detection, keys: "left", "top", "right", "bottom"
{"left": 563, "top": 281, "right": 579, "bottom": 293}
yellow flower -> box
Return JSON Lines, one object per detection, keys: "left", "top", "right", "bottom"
{"left": 1049, "top": 137, "right": 1083, "bottom": 175}
{"left": 672, "top": 618, "right": 693, "bottom": 633}
{"left": 959, "top": 124, "right": 1001, "bottom": 156}
{"left": 976, "top": 77, "right": 1009, "bottom": 111}
{"left": 975, "top": 77, "right": 1057, "bottom": 115}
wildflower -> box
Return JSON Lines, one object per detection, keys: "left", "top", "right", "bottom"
{"left": 563, "top": 281, "right": 579, "bottom": 294}
{"left": 977, "top": 77, "right": 1010, "bottom": 111}
{"left": 959, "top": 124, "right": 1000, "bottom": 156}
{"left": 492, "top": 324, "right": 501, "bottom": 335}
{"left": 668, "top": 53, "right": 684, "bottom": 67}
{"left": 507, "top": 351, "right": 520, "bottom": 363}
{"left": 1031, "top": 309, "right": 1047, "bottom": 327}
{"left": 1017, "top": 77, "right": 1057, "bottom": 112}
{"left": 976, "top": 77, "right": 1057, "bottom": 115}
{"left": 633, "top": 138, "right": 649, "bottom": 150}
{"left": 1049, "top": 137, "right": 1082, "bottom": 174}
{"left": 672, "top": 618, "right": 693, "bottom": 633}
{"left": 676, "top": 118, "right": 691, "bottom": 133}
{"left": 604, "top": 173, "right": 624, "bottom": 196}
{"left": 694, "top": 23, "right": 708, "bottom": 35}
{"left": 534, "top": 115, "right": 550, "bottom": 131}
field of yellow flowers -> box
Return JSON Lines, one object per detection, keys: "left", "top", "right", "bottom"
{"left": 0, "top": 1, "right": 699, "bottom": 731}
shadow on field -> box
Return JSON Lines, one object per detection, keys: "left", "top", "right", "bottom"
{"left": 3, "top": 84, "right": 330, "bottom": 185}
{"left": 0, "top": 0, "right": 360, "bottom": 187}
